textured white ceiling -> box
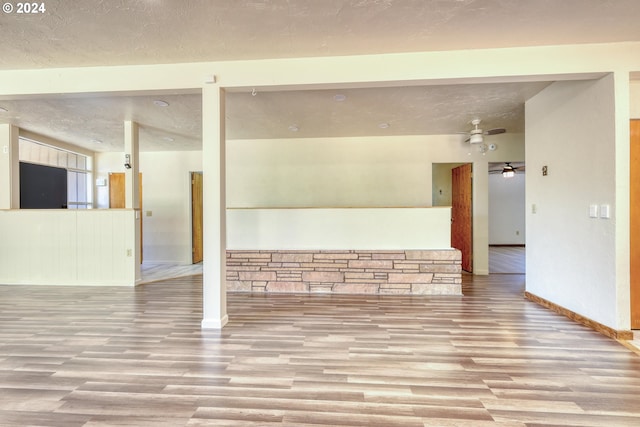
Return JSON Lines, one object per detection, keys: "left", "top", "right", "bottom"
{"left": 225, "top": 82, "right": 552, "bottom": 140}
{"left": 1, "top": 94, "right": 203, "bottom": 152}
{"left": 3, "top": 0, "right": 640, "bottom": 70}
{"left": 0, "top": 0, "right": 639, "bottom": 151}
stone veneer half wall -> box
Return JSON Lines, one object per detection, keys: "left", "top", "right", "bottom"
{"left": 226, "top": 250, "right": 462, "bottom": 295}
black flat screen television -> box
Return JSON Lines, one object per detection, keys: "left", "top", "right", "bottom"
{"left": 20, "top": 162, "right": 68, "bottom": 209}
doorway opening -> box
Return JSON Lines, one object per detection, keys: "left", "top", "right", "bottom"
{"left": 488, "top": 162, "right": 525, "bottom": 274}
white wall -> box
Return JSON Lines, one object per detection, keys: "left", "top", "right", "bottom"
{"left": 526, "top": 75, "right": 618, "bottom": 329}
{"left": 228, "top": 136, "right": 429, "bottom": 208}
{"left": 432, "top": 163, "right": 465, "bottom": 207}
{"left": 95, "top": 151, "right": 202, "bottom": 264}
{"left": 227, "top": 134, "right": 524, "bottom": 208}
{"left": 489, "top": 172, "right": 526, "bottom": 245}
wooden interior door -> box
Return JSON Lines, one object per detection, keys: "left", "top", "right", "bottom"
{"left": 108, "top": 173, "right": 126, "bottom": 208}
{"left": 631, "top": 120, "right": 640, "bottom": 329}
{"left": 191, "top": 172, "right": 203, "bottom": 264}
{"left": 451, "top": 163, "right": 473, "bottom": 272}
{"left": 109, "top": 172, "right": 143, "bottom": 262}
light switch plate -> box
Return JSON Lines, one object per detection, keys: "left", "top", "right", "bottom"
{"left": 589, "top": 204, "right": 599, "bottom": 218}
{"left": 600, "top": 204, "right": 610, "bottom": 219}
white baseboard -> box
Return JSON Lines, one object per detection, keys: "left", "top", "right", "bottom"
{"left": 201, "top": 315, "right": 229, "bottom": 330}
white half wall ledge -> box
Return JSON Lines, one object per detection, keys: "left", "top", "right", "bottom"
{"left": 226, "top": 207, "right": 452, "bottom": 251}
{"left": 0, "top": 209, "right": 137, "bottom": 286}
{"left": 201, "top": 315, "right": 229, "bottom": 330}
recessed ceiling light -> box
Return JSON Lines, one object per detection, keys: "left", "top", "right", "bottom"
{"left": 333, "top": 94, "right": 347, "bottom": 102}
{"left": 91, "top": 139, "right": 102, "bottom": 144}
{"left": 0, "top": 106, "right": 8, "bottom": 112}
{"left": 288, "top": 125, "right": 299, "bottom": 132}
{"left": 153, "top": 100, "right": 170, "bottom": 107}
{"left": 378, "top": 123, "right": 390, "bottom": 129}
{"left": 162, "top": 136, "right": 175, "bottom": 142}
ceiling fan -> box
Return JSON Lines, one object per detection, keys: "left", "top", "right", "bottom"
{"left": 460, "top": 118, "right": 506, "bottom": 144}
{"left": 489, "top": 162, "right": 525, "bottom": 178}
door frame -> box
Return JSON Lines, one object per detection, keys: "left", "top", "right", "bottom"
{"left": 631, "top": 120, "right": 640, "bottom": 329}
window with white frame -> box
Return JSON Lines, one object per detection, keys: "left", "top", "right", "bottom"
{"left": 19, "top": 138, "right": 93, "bottom": 209}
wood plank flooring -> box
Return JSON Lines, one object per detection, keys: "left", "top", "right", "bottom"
{"left": 140, "top": 262, "right": 203, "bottom": 284}
{"left": 1, "top": 274, "right": 640, "bottom": 426}
{"left": 489, "top": 246, "right": 525, "bottom": 274}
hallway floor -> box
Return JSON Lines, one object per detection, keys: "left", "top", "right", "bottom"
{"left": 140, "top": 261, "right": 203, "bottom": 284}
{"left": 1, "top": 273, "right": 640, "bottom": 426}
{"left": 489, "top": 245, "right": 525, "bottom": 274}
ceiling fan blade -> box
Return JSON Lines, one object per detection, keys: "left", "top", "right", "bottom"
{"left": 464, "top": 137, "right": 470, "bottom": 143}
{"left": 484, "top": 128, "right": 506, "bottom": 135}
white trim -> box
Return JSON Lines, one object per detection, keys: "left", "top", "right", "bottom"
{"left": 201, "top": 315, "right": 229, "bottom": 330}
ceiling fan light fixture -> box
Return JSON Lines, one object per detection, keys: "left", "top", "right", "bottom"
{"left": 502, "top": 163, "right": 516, "bottom": 178}
{"left": 469, "top": 133, "right": 483, "bottom": 144}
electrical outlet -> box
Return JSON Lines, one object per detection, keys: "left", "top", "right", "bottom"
{"left": 516, "top": 230, "right": 520, "bottom": 236}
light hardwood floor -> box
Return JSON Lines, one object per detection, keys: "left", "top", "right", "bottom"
{"left": 140, "top": 262, "right": 203, "bottom": 284}
{"left": 1, "top": 274, "right": 640, "bottom": 426}
{"left": 488, "top": 246, "right": 525, "bottom": 274}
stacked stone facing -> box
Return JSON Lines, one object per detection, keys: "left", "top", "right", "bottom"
{"left": 226, "top": 249, "right": 462, "bottom": 295}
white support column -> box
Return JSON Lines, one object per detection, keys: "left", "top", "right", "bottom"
{"left": 0, "top": 124, "right": 19, "bottom": 209}
{"left": 124, "top": 121, "right": 140, "bottom": 209}
{"left": 473, "top": 159, "right": 490, "bottom": 275}
{"left": 613, "top": 70, "right": 631, "bottom": 330}
{"left": 124, "top": 121, "right": 141, "bottom": 282}
{"left": 201, "top": 86, "right": 228, "bottom": 329}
